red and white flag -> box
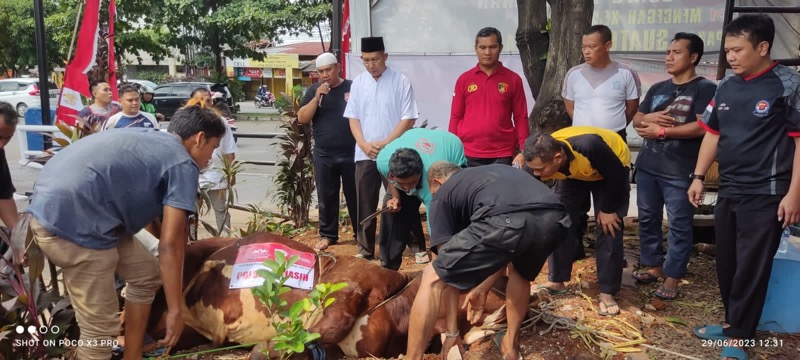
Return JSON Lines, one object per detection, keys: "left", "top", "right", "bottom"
{"left": 341, "top": 0, "right": 350, "bottom": 79}
{"left": 108, "top": 0, "right": 118, "bottom": 101}
{"left": 55, "top": 0, "right": 101, "bottom": 125}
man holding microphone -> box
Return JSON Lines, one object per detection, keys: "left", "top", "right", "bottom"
{"left": 298, "top": 53, "right": 358, "bottom": 251}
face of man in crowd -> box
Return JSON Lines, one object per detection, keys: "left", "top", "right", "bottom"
{"left": 120, "top": 91, "right": 141, "bottom": 115}
{"left": 187, "top": 132, "right": 221, "bottom": 169}
{"left": 142, "top": 93, "right": 153, "bottom": 102}
{"left": 475, "top": 34, "right": 502, "bottom": 68}
{"left": 361, "top": 51, "right": 388, "bottom": 78}
{"left": 525, "top": 153, "right": 564, "bottom": 179}
{"left": 724, "top": 33, "right": 770, "bottom": 77}
{"left": 581, "top": 32, "right": 612, "bottom": 67}
{"left": 0, "top": 117, "right": 15, "bottom": 149}
{"left": 317, "top": 63, "right": 340, "bottom": 85}
{"left": 389, "top": 173, "right": 421, "bottom": 196}
{"left": 194, "top": 90, "right": 211, "bottom": 102}
{"left": 92, "top": 82, "right": 113, "bottom": 105}
{"left": 665, "top": 39, "right": 697, "bottom": 76}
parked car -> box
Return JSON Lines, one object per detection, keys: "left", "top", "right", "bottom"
{"left": 124, "top": 79, "right": 159, "bottom": 91}
{"left": 0, "top": 78, "right": 60, "bottom": 116}
{"left": 152, "top": 82, "right": 238, "bottom": 119}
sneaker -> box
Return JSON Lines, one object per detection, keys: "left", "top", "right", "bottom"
{"left": 415, "top": 252, "right": 430, "bottom": 264}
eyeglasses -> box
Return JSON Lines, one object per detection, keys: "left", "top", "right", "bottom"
{"left": 362, "top": 58, "right": 383, "bottom": 66}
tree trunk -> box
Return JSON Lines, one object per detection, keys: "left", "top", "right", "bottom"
{"left": 529, "top": 0, "right": 594, "bottom": 134}
{"left": 515, "top": 0, "right": 548, "bottom": 101}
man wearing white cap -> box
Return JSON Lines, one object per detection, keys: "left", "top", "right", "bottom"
{"left": 298, "top": 52, "right": 358, "bottom": 251}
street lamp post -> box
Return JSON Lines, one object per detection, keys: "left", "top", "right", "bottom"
{"left": 33, "top": 0, "right": 53, "bottom": 150}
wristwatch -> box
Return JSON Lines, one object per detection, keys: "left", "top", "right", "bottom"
{"left": 657, "top": 127, "right": 667, "bottom": 140}
{"left": 689, "top": 172, "right": 705, "bottom": 181}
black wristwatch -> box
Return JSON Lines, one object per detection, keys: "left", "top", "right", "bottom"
{"left": 689, "top": 172, "right": 705, "bottom": 181}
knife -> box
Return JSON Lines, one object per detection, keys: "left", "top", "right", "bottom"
{"left": 360, "top": 206, "right": 391, "bottom": 226}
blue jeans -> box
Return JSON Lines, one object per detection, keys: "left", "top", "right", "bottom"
{"left": 636, "top": 169, "right": 694, "bottom": 279}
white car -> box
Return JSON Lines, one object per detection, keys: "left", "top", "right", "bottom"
{"left": 0, "top": 78, "right": 59, "bottom": 116}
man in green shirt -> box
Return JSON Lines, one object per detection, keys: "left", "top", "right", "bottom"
{"left": 375, "top": 128, "right": 467, "bottom": 269}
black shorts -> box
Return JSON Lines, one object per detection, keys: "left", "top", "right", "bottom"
{"left": 432, "top": 209, "right": 568, "bottom": 290}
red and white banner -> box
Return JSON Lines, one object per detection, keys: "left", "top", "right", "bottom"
{"left": 55, "top": 0, "right": 101, "bottom": 125}
{"left": 229, "top": 243, "right": 316, "bottom": 290}
{"left": 108, "top": 0, "right": 118, "bottom": 101}
{"left": 341, "top": 0, "right": 350, "bottom": 78}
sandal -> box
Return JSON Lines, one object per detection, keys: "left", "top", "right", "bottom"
{"left": 414, "top": 252, "right": 430, "bottom": 264}
{"left": 534, "top": 284, "right": 567, "bottom": 295}
{"left": 692, "top": 324, "right": 728, "bottom": 340}
{"left": 653, "top": 284, "right": 680, "bottom": 300}
{"left": 314, "top": 238, "right": 333, "bottom": 251}
{"left": 598, "top": 299, "right": 620, "bottom": 316}
{"left": 721, "top": 346, "right": 748, "bottom": 360}
{"left": 492, "top": 331, "right": 521, "bottom": 360}
{"left": 632, "top": 269, "right": 660, "bottom": 284}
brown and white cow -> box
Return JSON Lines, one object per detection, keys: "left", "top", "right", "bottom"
{"left": 139, "top": 233, "right": 507, "bottom": 358}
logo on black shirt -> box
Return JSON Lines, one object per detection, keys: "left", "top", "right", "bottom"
{"left": 753, "top": 100, "right": 770, "bottom": 117}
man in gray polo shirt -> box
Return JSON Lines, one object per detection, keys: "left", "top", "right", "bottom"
{"left": 27, "top": 104, "right": 226, "bottom": 359}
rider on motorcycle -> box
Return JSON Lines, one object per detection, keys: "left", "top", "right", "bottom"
{"left": 139, "top": 86, "right": 164, "bottom": 122}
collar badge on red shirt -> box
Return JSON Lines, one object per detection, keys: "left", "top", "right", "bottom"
{"left": 498, "top": 83, "right": 508, "bottom": 93}
{"left": 467, "top": 83, "right": 478, "bottom": 93}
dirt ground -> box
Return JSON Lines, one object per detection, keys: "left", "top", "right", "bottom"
{"left": 170, "top": 216, "right": 800, "bottom": 360}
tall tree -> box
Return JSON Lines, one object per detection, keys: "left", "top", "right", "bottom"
{"left": 160, "top": 0, "right": 332, "bottom": 77}
{"left": 0, "top": 0, "right": 70, "bottom": 76}
{"left": 516, "top": 0, "right": 594, "bottom": 133}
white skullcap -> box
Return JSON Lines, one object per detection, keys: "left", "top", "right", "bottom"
{"left": 316, "top": 53, "right": 338, "bottom": 68}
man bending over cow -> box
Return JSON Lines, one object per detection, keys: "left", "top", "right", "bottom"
{"left": 27, "top": 104, "right": 226, "bottom": 359}
{"left": 406, "top": 162, "right": 569, "bottom": 360}
{"left": 376, "top": 128, "right": 467, "bottom": 269}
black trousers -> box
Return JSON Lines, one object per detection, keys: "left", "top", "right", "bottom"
{"left": 466, "top": 156, "right": 513, "bottom": 168}
{"left": 354, "top": 160, "right": 386, "bottom": 257}
{"left": 715, "top": 195, "right": 783, "bottom": 339}
{"left": 379, "top": 190, "right": 426, "bottom": 270}
{"left": 313, "top": 154, "right": 358, "bottom": 243}
{"left": 549, "top": 178, "right": 629, "bottom": 295}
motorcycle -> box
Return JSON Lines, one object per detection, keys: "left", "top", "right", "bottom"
{"left": 254, "top": 92, "right": 275, "bottom": 108}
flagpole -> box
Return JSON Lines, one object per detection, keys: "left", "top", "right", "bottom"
{"left": 33, "top": 0, "right": 53, "bottom": 150}
{"left": 67, "top": 0, "right": 85, "bottom": 63}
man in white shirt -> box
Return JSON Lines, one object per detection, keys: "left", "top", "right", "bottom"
{"left": 562, "top": 24, "right": 641, "bottom": 140}
{"left": 560, "top": 24, "right": 640, "bottom": 263}
{"left": 103, "top": 84, "right": 158, "bottom": 131}
{"left": 344, "top": 36, "right": 419, "bottom": 260}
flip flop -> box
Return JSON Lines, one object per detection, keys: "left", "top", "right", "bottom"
{"left": 598, "top": 299, "right": 620, "bottom": 316}
{"left": 693, "top": 324, "right": 728, "bottom": 340}
{"left": 653, "top": 284, "right": 681, "bottom": 300}
{"left": 632, "top": 269, "right": 659, "bottom": 284}
{"left": 314, "top": 238, "right": 333, "bottom": 251}
{"left": 492, "top": 331, "right": 521, "bottom": 360}
{"left": 721, "top": 346, "right": 748, "bottom": 360}
{"left": 535, "top": 285, "right": 567, "bottom": 295}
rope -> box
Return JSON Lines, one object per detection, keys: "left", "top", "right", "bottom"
{"left": 482, "top": 288, "right": 704, "bottom": 360}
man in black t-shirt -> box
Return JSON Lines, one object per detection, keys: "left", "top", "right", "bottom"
{"left": 0, "top": 102, "right": 19, "bottom": 230}
{"left": 631, "top": 33, "right": 717, "bottom": 300}
{"left": 298, "top": 53, "right": 357, "bottom": 251}
{"left": 689, "top": 15, "right": 800, "bottom": 358}
{"left": 406, "top": 162, "right": 569, "bottom": 360}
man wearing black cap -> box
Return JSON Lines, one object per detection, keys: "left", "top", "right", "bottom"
{"left": 344, "top": 36, "right": 420, "bottom": 260}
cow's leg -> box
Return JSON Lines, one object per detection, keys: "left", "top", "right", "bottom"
{"left": 308, "top": 289, "right": 363, "bottom": 344}
{"left": 406, "top": 265, "right": 450, "bottom": 360}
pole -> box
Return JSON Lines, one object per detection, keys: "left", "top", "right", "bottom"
{"left": 332, "top": 0, "right": 342, "bottom": 59}
{"left": 33, "top": 0, "right": 53, "bottom": 151}
{"left": 67, "top": 0, "right": 84, "bottom": 64}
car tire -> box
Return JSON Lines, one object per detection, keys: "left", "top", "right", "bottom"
{"left": 16, "top": 103, "right": 28, "bottom": 117}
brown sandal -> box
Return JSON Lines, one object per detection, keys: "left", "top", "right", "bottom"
{"left": 314, "top": 238, "right": 332, "bottom": 251}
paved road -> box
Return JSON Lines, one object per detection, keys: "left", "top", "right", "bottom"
{"left": 8, "top": 118, "right": 289, "bottom": 213}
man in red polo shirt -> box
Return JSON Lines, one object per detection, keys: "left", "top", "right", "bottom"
{"left": 449, "top": 27, "right": 529, "bottom": 168}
